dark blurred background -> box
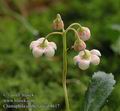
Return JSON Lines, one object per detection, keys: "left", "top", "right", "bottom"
{"left": 0, "top": 0, "right": 120, "bottom": 111}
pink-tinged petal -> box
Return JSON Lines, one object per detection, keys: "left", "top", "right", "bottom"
{"left": 90, "top": 49, "right": 101, "bottom": 56}
{"left": 44, "top": 47, "right": 55, "bottom": 57}
{"left": 73, "top": 55, "right": 81, "bottom": 64}
{"left": 78, "top": 59, "right": 90, "bottom": 70}
{"left": 30, "top": 40, "right": 39, "bottom": 49}
{"left": 91, "top": 54, "right": 100, "bottom": 65}
{"left": 48, "top": 42, "right": 57, "bottom": 50}
{"left": 32, "top": 47, "right": 44, "bottom": 58}
{"left": 37, "top": 37, "right": 48, "bottom": 44}
{"left": 79, "top": 50, "right": 85, "bottom": 56}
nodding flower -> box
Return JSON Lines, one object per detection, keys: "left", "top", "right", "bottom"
{"left": 77, "top": 27, "right": 91, "bottom": 41}
{"left": 30, "top": 37, "right": 57, "bottom": 58}
{"left": 73, "top": 49, "right": 101, "bottom": 70}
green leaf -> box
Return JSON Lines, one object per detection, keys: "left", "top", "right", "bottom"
{"left": 82, "top": 71, "right": 116, "bottom": 111}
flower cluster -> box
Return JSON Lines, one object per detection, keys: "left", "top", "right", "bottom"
{"left": 30, "top": 14, "right": 101, "bottom": 70}
{"left": 72, "top": 26, "right": 101, "bottom": 70}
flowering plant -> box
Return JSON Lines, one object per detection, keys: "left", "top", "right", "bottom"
{"left": 30, "top": 14, "right": 115, "bottom": 111}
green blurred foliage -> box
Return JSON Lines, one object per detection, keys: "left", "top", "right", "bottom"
{"left": 0, "top": 0, "right": 120, "bottom": 111}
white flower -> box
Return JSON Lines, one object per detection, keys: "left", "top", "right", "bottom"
{"left": 73, "top": 49, "right": 101, "bottom": 70}
{"left": 78, "top": 27, "right": 91, "bottom": 41}
{"left": 30, "top": 37, "right": 57, "bottom": 58}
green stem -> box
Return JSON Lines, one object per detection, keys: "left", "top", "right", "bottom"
{"left": 66, "top": 28, "right": 81, "bottom": 41}
{"left": 62, "top": 29, "right": 71, "bottom": 111}
{"left": 67, "top": 23, "right": 82, "bottom": 29}
{"left": 42, "top": 32, "right": 63, "bottom": 43}
{"left": 45, "top": 32, "right": 63, "bottom": 38}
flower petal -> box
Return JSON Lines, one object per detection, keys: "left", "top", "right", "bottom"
{"left": 78, "top": 59, "right": 90, "bottom": 70}
{"left": 90, "top": 49, "right": 101, "bottom": 56}
{"left": 37, "top": 37, "right": 48, "bottom": 42}
{"left": 48, "top": 42, "right": 57, "bottom": 50}
{"left": 30, "top": 37, "right": 48, "bottom": 50}
{"left": 44, "top": 47, "right": 55, "bottom": 57}
{"left": 91, "top": 54, "right": 100, "bottom": 65}
{"left": 32, "top": 47, "right": 44, "bottom": 58}
{"left": 37, "top": 37, "right": 48, "bottom": 46}
{"left": 30, "top": 40, "right": 39, "bottom": 49}
{"left": 73, "top": 55, "right": 81, "bottom": 64}
{"left": 79, "top": 50, "right": 85, "bottom": 56}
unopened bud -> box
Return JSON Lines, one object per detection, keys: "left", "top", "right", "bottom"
{"left": 53, "top": 14, "right": 64, "bottom": 30}
{"left": 77, "top": 27, "right": 91, "bottom": 41}
{"left": 73, "top": 39, "right": 86, "bottom": 51}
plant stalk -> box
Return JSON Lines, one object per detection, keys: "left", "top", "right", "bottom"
{"left": 62, "top": 29, "right": 70, "bottom": 111}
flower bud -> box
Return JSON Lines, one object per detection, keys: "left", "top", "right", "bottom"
{"left": 73, "top": 39, "right": 86, "bottom": 51}
{"left": 53, "top": 14, "right": 64, "bottom": 30}
{"left": 77, "top": 27, "right": 91, "bottom": 41}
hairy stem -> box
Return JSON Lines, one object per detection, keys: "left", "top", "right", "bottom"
{"left": 62, "top": 29, "right": 70, "bottom": 111}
